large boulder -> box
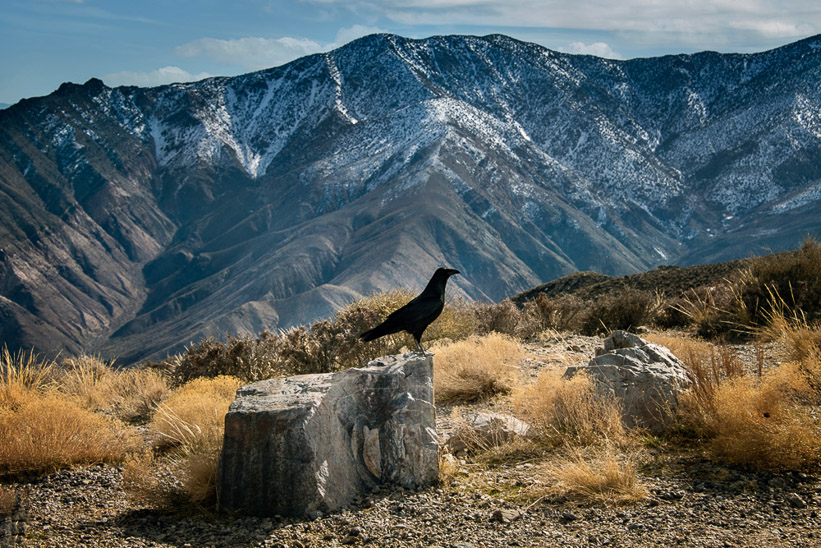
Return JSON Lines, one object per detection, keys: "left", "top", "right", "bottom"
{"left": 217, "top": 352, "right": 438, "bottom": 517}
{"left": 563, "top": 331, "right": 692, "bottom": 432}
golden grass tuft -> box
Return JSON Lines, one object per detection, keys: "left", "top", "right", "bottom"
{"left": 0, "top": 392, "right": 138, "bottom": 475}
{"left": 431, "top": 333, "right": 524, "bottom": 403}
{"left": 126, "top": 375, "right": 243, "bottom": 506}
{"left": 704, "top": 372, "right": 821, "bottom": 470}
{"left": 543, "top": 449, "right": 647, "bottom": 505}
{"left": 1, "top": 347, "right": 56, "bottom": 408}
{"left": 512, "top": 369, "right": 625, "bottom": 447}
{"left": 56, "top": 355, "right": 169, "bottom": 423}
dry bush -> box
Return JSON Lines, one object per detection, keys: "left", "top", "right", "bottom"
{"left": 107, "top": 368, "right": 170, "bottom": 424}
{"left": 652, "top": 329, "right": 821, "bottom": 470}
{"left": 164, "top": 334, "right": 282, "bottom": 387}
{"left": 705, "top": 370, "right": 821, "bottom": 470}
{"left": 164, "top": 290, "right": 477, "bottom": 386}
{"left": 579, "top": 289, "right": 658, "bottom": 336}
{"left": 542, "top": 449, "right": 647, "bottom": 505}
{"left": 737, "top": 238, "right": 821, "bottom": 327}
{"left": 431, "top": 333, "right": 524, "bottom": 404}
{"left": 646, "top": 334, "right": 744, "bottom": 425}
{"left": 0, "top": 392, "right": 138, "bottom": 475}
{"left": 531, "top": 294, "right": 587, "bottom": 332}
{"left": 512, "top": 369, "right": 625, "bottom": 448}
{"left": 149, "top": 375, "right": 241, "bottom": 449}
{"left": 660, "top": 284, "right": 739, "bottom": 338}
{"left": 1, "top": 347, "right": 56, "bottom": 408}
{"left": 127, "top": 375, "right": 243, "bottom": 506}
{"left": 56, "top": 354, "right": 115, "bottom": 410}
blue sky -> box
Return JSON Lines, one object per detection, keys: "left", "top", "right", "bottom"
{"left": 2, "top": 0, "right": 820, "bottom": 106}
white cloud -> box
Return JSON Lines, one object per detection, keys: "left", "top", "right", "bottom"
{"left": 562, "top": 41, "right": 622, "bottom": 59}
{"left": 172, "top": 26, "right": 386, "bottom": 72}
{"left": 174, "top": 36, "right": 324, "bottom": 71}
{"left": 310, "top": 0, "right": 819, "bottom": 50}
{"left": 332, "top": 24, "right": 386, "bottom": 47}
{"left": 102, "top": 66, "right": 213, "bottom": 88}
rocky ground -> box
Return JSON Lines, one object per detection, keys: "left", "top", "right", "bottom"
{"left": 3, "top": 334, "right": 820, "bottom": 548}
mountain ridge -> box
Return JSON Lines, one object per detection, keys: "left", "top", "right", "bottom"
{"left": 1, "top": 33, "right": 820, "bottom": 363}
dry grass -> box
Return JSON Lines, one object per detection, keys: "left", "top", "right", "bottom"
{"left": 126, "top": 375, "right": 243, "bottom": 506}
{"left": 55, "top": 355, "right": 169, "bottom": 424}
{"left": 431, "top": 333, "right": 525, "bottom": 404}
{"left": 1, "top": 347, "right": 56, "bottom": 408}
{"left": 0, "top": 392, "right": 138, "bottom": 475}
{"left": 512, "top": 369, "right": 626, "bottom": 448}
{"left": 542, "top": 449, "right": 648, "bottom": 505}
{"left": 649, "top": 326, "right": 821, "bottom": 470}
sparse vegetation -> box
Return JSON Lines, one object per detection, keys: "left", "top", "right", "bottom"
{"left": 512, "top": 369, "right": 626, "bottom": 448}
{"left": 541, "top": 449, "right": 648, "bottom": 505}
{"left": 431, "top": 333, "right": 524, "bottom": 403}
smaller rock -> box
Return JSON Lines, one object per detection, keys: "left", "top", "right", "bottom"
{"left": 445, "top": 412, "right": 533, "bottom": 454}
{"left": 490, "top": 509, "right": 521, "bottom": 523}
{"left": 560, "top": 510, "right": 580, "bottom": 523}
{"left": 786, "top": 493, "right": 807, "bottom": 509}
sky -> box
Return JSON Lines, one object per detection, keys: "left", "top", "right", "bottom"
{"left": 1, "top": 0, "right": 820, "bottom": 106}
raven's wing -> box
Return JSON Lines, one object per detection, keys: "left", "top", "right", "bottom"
{"left": 359, "top": 293, "right": 444, "bottom": 342}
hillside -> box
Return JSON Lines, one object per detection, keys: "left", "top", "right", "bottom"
{"left": 511, "top": 254, "right": 757, "bottom": 304}
{"left": 1, "top": 33, "right": 821, "bottom": 362}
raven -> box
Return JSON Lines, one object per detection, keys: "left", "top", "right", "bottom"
{"left": 359, "top": 268, "right": 460, "bottom": 352}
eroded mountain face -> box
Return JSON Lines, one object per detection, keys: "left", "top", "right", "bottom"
{"left": 1, "top": 33, "right": 820, "bottom": 362}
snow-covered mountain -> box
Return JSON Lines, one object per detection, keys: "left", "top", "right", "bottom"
{"left": 1, "top": 33, "right": 820, "bottom": 362}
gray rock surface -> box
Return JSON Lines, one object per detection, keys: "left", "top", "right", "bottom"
{"left": 217, "top": 352, "right": 438, "bottom": 517}
{"left": 563, "top": 331, "right": 692, "bottom": 432}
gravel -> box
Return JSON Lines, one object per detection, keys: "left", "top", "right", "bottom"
{"left": 5, "top": 446, "right": 819, "bottom": 547}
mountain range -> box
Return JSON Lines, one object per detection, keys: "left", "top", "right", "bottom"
{"left": 1, "top": 33, "right": 820, "bottom": 363}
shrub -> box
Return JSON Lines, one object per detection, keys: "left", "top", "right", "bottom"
{"left": 0, "top": 392, "right": 137, "bottom": 475}
{"left": 512, "top": 369, "right": 626, "bottom": 447}
{"left": 431, "top": 333, "right": 524, "bottom": 404}
{"left": 705, "top": 370, "right": 821, "bottom": 470}
{"left": 653, "top": 330, "right": 821, "bottom": 470}
{"left": 579, "top": 289, "right": 658, "bottom": 336}
{"left": 646, "top": 334, "right": 744, "bottom": 425}
{"left": 658, "top": 284, "right": 739, "bottom": 338}
{"left": 531, "top": 294, "right": 587, "bottom": 333}
{"left": 164, "top": 290, "right": 479, "bottom": 385}
{"left": 732, "top": 238, "right": 821, "bottom": 329}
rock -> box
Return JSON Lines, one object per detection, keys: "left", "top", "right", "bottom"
{"left": 217, "top": 352, "right": 438, "bottom": 517}
{"left": 564, "top": 330, "right": 692, "bottom": 432}
{"left": 0, "top": 489, "right": 27, "bottom": 548}
{"left": 444, "top": 412, "right": 533, "bottom": 454}
{"left": 786, "top": 493, "right": 807, "bottom": 509}
{"left": 490, "top": 509, "right": 522, "bottom": 523}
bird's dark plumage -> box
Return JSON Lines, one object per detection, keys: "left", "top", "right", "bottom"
{"left": 359, "top": 267, "right": 460, "bottom": 352}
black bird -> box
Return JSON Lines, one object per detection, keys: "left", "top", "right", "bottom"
{"left": 359, "top": 267, "right": 460, "bottom": 352}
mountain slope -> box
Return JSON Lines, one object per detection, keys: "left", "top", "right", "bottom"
{"left": 1, "top": 33, "right": 820, "bottom": 362}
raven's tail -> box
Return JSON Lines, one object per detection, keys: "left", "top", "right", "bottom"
{"left": 359, "top": 322, "right": 391, "bottom": 342}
